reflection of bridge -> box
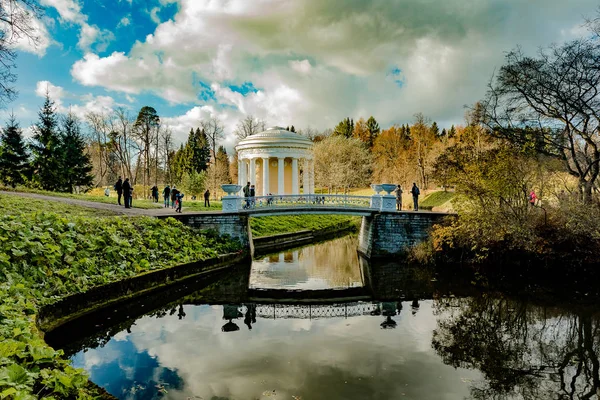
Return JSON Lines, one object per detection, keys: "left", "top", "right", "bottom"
{"left": 254, "top": 302, "right": 379, "bottom": 319}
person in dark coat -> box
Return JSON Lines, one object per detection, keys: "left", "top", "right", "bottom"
{"left": 410, "top": 182, "right": 420, "bottom": 211}
{"left": 204, "top": 189, "right": 210, "bottom": 207}
{"left": 122, "top": 178, "right": 131, "bottom": 209}
{"left": 243, "top": 182, "right": 250, "bottom": 209}
{"left": 162, "top": 185, "right": 171, "bottom": 208}
{"left": 250, "top": 184, "right": 256, "bottom": 208}
{"left": 171, "top": 186, "right": 178, "bottom": 208}
{"left": 114, "top": 176, "right": 123, "bottom": 206}
{"left": 151, "top": 185, "right": 159, "bottom": 202}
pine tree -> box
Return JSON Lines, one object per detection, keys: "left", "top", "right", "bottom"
{"left": 441, "top": 128, "right": 447, "bottom": 138}
{"left": 60, "top": 112, "right": 94, "bottom": 192}
{"left": 365, "top": 116, "right": 380, "bottom": 147}
{"left": 30, "top": 93, "right": 63, "bottom": 191}
{"left": 448, "top": 125, "right": 456, "bottom": 138}
{"left": 290, "top": 125, "right": 296, "bottom": 133}
{"left": 430, "top": 121, "right": 440, "bottom": 137}
{"left": 333, "top": 117, "right": 354, "bottom": 138}
{"left": 183, "top": 127, "right": 210, "bottom": 174}
{"left": 0, "top": 115, "right": 29, "bottom": 188}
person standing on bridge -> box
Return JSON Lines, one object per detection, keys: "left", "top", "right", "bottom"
{"left": 250, "top": 184, "right": 256, "bottom": 208}
{"left": 410, "top": 182, "right": 420, "bottom": 211}
{"left": 122, "top": 178, "right": 131, "bottom": 209}
{"left": 204, "top": 189, "right": 210, "bottom": 207}
{"left": 243, "top": 182, "right": 250, "bottom": 209}
{"left": 395, "top": 185, "right": 403, "bottom": 211}
{"left": 114, "top": 176, "right": 123, "bottom": 206}
{"left": 171, "top": 186, "right": 179, "bottom": 208}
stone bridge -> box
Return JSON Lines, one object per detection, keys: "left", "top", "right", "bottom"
{"left": 166, "top": 208, "right": 451, "bottom": 259}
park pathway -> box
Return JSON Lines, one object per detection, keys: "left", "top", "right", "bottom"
{"left": 0, "top": 191, "right": 216, "bottom": 216}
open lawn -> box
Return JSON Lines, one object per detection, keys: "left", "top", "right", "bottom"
{"left": 250, "top": 214, "right": 361, "bottom": 238}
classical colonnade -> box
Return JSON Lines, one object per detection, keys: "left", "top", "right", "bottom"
{"left": 237, "top": 155, "right": 315, "bottom": 196}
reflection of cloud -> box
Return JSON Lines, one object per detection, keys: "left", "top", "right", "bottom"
{"left": 249, "top": 236, "right": 363, "bottom": 290}
{"left": 75, "top": 301, "right": 480, "bottom": 399}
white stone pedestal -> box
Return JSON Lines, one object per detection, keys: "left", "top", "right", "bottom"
{"left": 370, "top": 195, "right": 382, "bottom": 210}
{"left": 222, "top": 196, "right": 240, "bottom": 213}
{"left": 380, "top": 195, "right": 396, "bottom": 212}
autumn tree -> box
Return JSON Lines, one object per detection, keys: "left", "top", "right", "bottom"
{"left": 313, "top": 135, "right": 372, "bottom": 193}
{"left": 352, "top": 117, "right": 369, "bottom": 144}
{"left": 481, "top": 27, "right": 600, "bottom": 202}
{"left": 372, "top": 125, "right": 412, "bottom": 184}
{"left": 206, "top": 145, "right": 230, "bottom": 198}
{"left": 0, "top": 114, "right": 28, "bottom": 187}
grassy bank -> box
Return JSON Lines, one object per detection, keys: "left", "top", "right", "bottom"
{"left": 0, "top": 195, "right": 242, "bottom": 398}
{"left": 420, "top": 190, "right": 455, "bottom": 211}
{"left": 250, "top": 215, "right": 361, "bottom": 238}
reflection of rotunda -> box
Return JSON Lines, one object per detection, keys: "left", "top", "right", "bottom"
{"left": 236, "top": 126, "right": 314, "bottom": 195}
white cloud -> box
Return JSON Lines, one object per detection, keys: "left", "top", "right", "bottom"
{"left": 289, "top": 59, "right": 312, "bottom": 75}
{"left": 40, "top": 0, "right": 85, "bottom": 24}
{"left": 10, "top": 16, "right": 53, "bottom": 57}
{"left": 69, "top": 0, "right": 600, "bottom": 137}
{"left": 149, "top": 7, "right": 161, "bottom": 24}
{"left": 34, "top": 79, "right": 119, "bottom": 119}
{"left": 118, "top": 16, "right": 131, "bottom": 28}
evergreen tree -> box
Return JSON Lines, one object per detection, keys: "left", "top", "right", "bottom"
{"left": 430, "top": 121, "right": 440, "bottom": 137}
{"left": 30, "top": 93, "right": 63, "bottom": 191}
{"left": 286, "top": 126, "right": 290, "bottom": 131}
{"left": 365, "top": 116, "right": 380, "bottom": 147}
{"left": 0, "top": 115, "right": 29, "bottom": 187}
{"left": 333, "top": 117, "right": 354, "bottom": 138}
{"left": 448, "top": 125, "right": 457, "bottom": 138}
{"left": 441, "top": 128, "right": 447, "bottom": 138}
{"left": 183, "top": 127, "right": 211, "bottom": 174}
{"left": 290, "top": 125, "right": 296, "bottom": 133}
{"left": 60, "top": 112, "right": 94, "bottom": 191}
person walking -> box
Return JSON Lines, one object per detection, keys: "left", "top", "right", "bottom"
{"left": 410, "top": 182, "right": 420, "bottom": 211}
{"left": 171, "top": 186, "right": 178, "bottom": 208}
{"left": 151, "top": 185, "right": 159, "bottom": 203}
{"left": 243, "top": 182, "right": 250, "bottom": 209}
{"left": 529, "top": 190, "right": 538, "bottom": 207}
{"left": 122, "top": 178, "right": 131, "bottom": 209}
{"left": 175, "top": 191, "right": 184, "bottom": 213}
{"left": 204, "top": 189, "right": 210, "bottom": 207}
{"left": 395, "top": 184, "right": 403, "bottom": 211}
{"left": 250, "top": 184, "right": 256, "bottom": 208}
{"left": 162, "top": 185, "right": 171, "bottom": 208}
{"left": 114, "top": 176, "right": 123, "bottom": 206}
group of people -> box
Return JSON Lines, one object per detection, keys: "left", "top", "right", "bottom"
{"left": 113, "top": 176, "right": 134, "bottom": 208}
{"left": 395, "top": 182, "right": 421, "bottom": 211}
{"left": 161, "top": 185, "right": 185, "bottom": 212}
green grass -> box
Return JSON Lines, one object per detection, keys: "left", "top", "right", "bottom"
{"left": 0, "top": 194, "right": 118, "bottom": 217}
{"left": 250, "top": 215, "right": 361, "bottom": 238}
{"left": 0, "top": 195, "right": 242, "bottom": 398}
{"left": 420, "top": 190, "right": 456, "bottom": 209}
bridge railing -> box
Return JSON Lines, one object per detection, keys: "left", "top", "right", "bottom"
{"left": 238, "top": 194, "right": 372, "bottom": 210}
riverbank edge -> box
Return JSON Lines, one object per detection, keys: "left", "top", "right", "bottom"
{"left": 253, "top": 220, "right": 359, "bottom": 255}
{"left": 36, "top": 252, "right": 247, "bottom": 333}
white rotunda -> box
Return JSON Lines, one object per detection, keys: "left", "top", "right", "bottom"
{"left": 236, "top": 126, "right": 314, "bottom": 195}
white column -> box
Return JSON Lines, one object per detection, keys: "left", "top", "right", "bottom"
{"left": 240, "top": 159, "right": 247, "bottom": 186}
{"left": 262, "top": 157, "right": 270, "bottom": 196}
{"left": 237, "top": 160, "right": 242, "bottom": 186}
{"left": 309, "top": 159, "right": 315, "bottom": 194}
{"left": 249, "top": 158, "right": 256, "bottom": 186}
{"left": 303, "top": 159, "right": 309, "bottom": 194}
{"left": 278, "top": 157, "right": 285, "bottom": 195}
{"left": 292, "top": 158, "right": 299, "bottom": 195}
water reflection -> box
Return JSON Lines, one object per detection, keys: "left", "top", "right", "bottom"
{"left": 71, "top": 301, "right": 476, "bottom": 400}
{"left": 433, "top": 295, "right": 600, "bottom": 399}
{"left": 250, "top": 236, "right": 364, "bottom": 290}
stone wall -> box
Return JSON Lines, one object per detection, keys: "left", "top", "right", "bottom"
{"left": 358, "top": 212, "right": 451, "bottom": 259}
{"left": 159, "top": 214, "right": 253, "bottom": 256}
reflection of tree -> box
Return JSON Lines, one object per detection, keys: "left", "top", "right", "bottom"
{"left": 432, "top": 295, "right": 600, "bottom": 399}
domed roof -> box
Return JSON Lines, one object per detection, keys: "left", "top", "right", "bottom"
{"left": 236, "top": 126, "right": 312, "bottom": 155}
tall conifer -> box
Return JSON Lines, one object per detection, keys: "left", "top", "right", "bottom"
{"left": 60, "top": 112, "right": 94, "bottom": 191}
{"left": 30, "top": 93, "right": 63, "bottom": 191}
{"left": 0, "top": 115, "right": 29, "bottom": 187}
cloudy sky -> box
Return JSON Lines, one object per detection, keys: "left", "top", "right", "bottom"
{"left": 7, "top": 0, "right": 599, "bottom": 147}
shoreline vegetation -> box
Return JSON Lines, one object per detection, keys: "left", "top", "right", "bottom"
{"left": 0, "top": 194, "right": 242, "bottom": 398}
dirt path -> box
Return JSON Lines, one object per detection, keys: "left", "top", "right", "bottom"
{"left": 0, "top": 191, "right": 207, "bottom": 216}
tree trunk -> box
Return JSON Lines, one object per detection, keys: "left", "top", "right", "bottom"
{"left": 583, "top": 180, "right": 594, "bottom": 204}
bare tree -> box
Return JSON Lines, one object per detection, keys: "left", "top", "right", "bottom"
{"left": 200, "top": 116, "right": 224, "bottom": 161}
{"left": 110, "top": 108, "right": 135, "bottom": 182}
{"left": 0, "top": 0, "right": 43, "bottom": 106}
{"left": 482, "top": 32, "right": 600, "bottom": 202}
{"left": 233, "top": 115, "right": 266, "bottom": 140}
{"left": 160, "top": 126, "right": 174, "bottom": 184}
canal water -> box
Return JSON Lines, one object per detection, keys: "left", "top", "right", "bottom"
{"left": 50, "top": 236, "right": 600, "bottom": 400}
